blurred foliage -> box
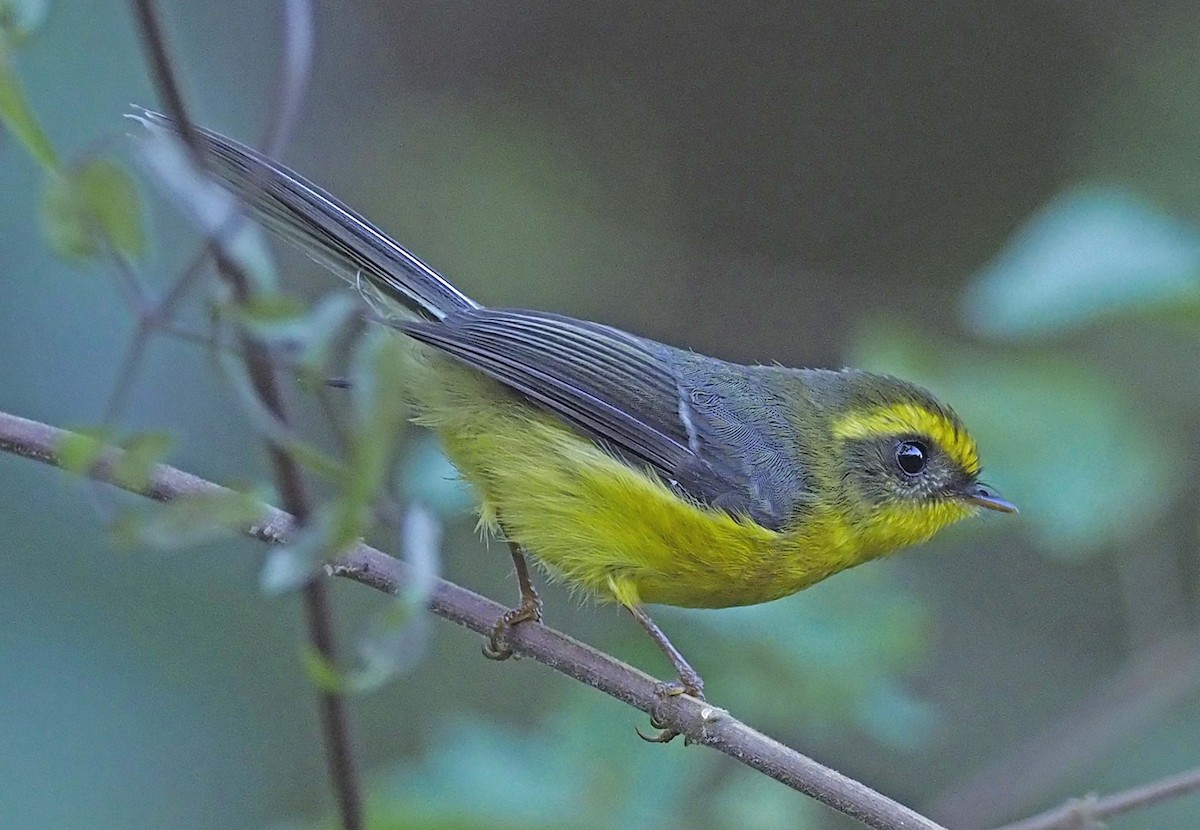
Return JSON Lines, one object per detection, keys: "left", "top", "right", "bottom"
{"left": 39, "top": 158, "right": 145, "bottom": 261}
{"left": 0, "top": 0, "right": 49, "bottom": 46}
{"left": 667, "top": 571, "right": 936, "bottom": 749}
{"left": 962, "top": 187, "right": 1200, "bottom": 339}
{"left": 116, "top": 486, "right": 267, "bottom": 550}
{"left": 292, "top": 697, "right": 823, "bottom": 830}
{"left": 4, "top": 2, "right": 1200, "bottom": 830}
{"left": 0, "top": 45, "right": 56, "bottom": 167}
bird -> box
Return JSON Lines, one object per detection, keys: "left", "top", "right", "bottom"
{"left": 136, "top": 110, "right": 1016, "bottom": 740}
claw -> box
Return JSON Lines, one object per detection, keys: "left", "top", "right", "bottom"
{"left": 636, "top": 724, "right": 680, "bottom": 743}
{"left": 481, "top": 596, "right": 542, "bottom": 662}
{"left": 637, "top": 678, "right": 705, "bottom": 744}
{"left": 654, "top": 678, "right": 704, "bottom": 701}
{"left": 481, "top": 637, "right": 513, "bottom": 661}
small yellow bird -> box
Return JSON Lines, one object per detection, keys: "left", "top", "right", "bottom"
{"left": 141, "top": 112, "right": 1015, "bottom": 735}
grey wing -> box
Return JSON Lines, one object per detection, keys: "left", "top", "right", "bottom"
{"left": 397, "top": 308, "right": 775, "bottom": 521}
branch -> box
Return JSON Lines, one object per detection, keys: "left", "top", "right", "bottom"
{"left": 931, "top": 628, "right": 1200, "bottom": 826}
{"left": 0, "top": 409, "right": 946, "bottom": 830}
{"left": 991, "top": 764, "right": 1200, "bottom": 830}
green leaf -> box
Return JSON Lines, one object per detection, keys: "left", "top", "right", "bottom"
{"left": 39, "top": 160, "right": 146, "bottom": 261}
{"left": 56, "top": 427, "right": 113, "bottom": 475}
{"left": 129, "top": 487, "right": 266, "bottom": 550}
{"left": 234, "top": 293, "right": 308, "bottom": 328}
{"left": 963, "top": 186, "right": 1200, "bottom": 339}
{"left": 106, "top": 510, "right": 148, "bottom": 550}
{"left": 0, "top": 51, "right": 56, "bottom": 168}
{"left": 301, "top": 647, "right": 347, "bottom": 694}
{"left": 112, "top": 431, "right": 173, "bottom": 491}
{"left": 75, "top": 159, "right": 145, "bottom": 260}
{"left": 351, "top": 505, "right": 442, "bottom": 691}
{"left": 329, "top": 330, "right": 410, "bottom": 547}
{"left": 234, "top": 292, "right": 359, "bottom": 381}
{"left": 40, "top": 171, "right": 92, "bottom": 258}
{"left": 260, "top": 506, "right": 335, "bottom": 595}
{"left": 0, "top": 0, "right": 50, "bottom": 45}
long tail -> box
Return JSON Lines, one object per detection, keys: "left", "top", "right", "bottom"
{"left": 137, "top": 109, "right": 477, "bottom": 321}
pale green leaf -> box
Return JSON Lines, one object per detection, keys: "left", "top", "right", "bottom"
{"left": 963, "top": 187, "right": 1200, "bottom": 339}
{"left": 260, "top": 507, "right": 334, "bottom": 595}
{"left": 39, "top": 160, "right": 146, "bottom": 261}
{"left": 233, "top": 292, "right": 359, "bottom": 380}
{"left": 351, "top": 505, "right": 441, "bottom": 690}
{"left": 398, "top": 503, "right": 440, "bottom": 605}
{"left": 74, "top": 159, "right": 145, "bottom": 260}
{"left": 330, "top": 329, "right": 410, "bottom": 547}
{"left": 131, "top": 488, "right": 266, "bottom": 550}
{"left": 56, "top": 427, "right": 113, "bottom": 475}
{"left": 400, "top": 436, "right": 474, "bottom": 518}
{"left": 301, "top": 647, "right": 347, "bottom": 694}
{"left": 234, "top": 292, "right": 307, "bottom": 328}
{"left": 112, "top": 431, "right": 173, "bottom": 491}
{"left": 214, "top": 346, "right": 343, "bottom": 480}
{"left": 39, "top": 171, "right": 92, "bottom": 258}
{"left": 0, "top": 52, "right": 56, "bottom": 168}
{"left": 297, "top": 293, "right": 360, "bottom": 375}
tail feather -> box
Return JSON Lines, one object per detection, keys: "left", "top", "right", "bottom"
{"left": 137, "top": 109, "right": 477, "bottom": 321}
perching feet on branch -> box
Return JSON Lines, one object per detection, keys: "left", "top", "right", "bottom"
{"left": 629, "top": 604, "right": 706, "bottom": 743}
{"left": 482, "top": 542, "right": 543, "bottom": 660}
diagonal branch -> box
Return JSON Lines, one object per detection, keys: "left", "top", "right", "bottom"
{"left": 990, "top": 764, "right": 1200, "bottom": 830}
{"left": 932, "top": 628, "right": 1200, "bottom": 827}
{"left": 0, "top": 409, "right": 946, "bottom": 830}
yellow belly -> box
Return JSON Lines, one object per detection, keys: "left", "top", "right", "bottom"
{"left": 400, "top": 344, "right": 876, "bottom": 609}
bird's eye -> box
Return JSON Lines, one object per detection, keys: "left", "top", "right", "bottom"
{"left": 895, "top": 440, "right": 928, "bottom": 476}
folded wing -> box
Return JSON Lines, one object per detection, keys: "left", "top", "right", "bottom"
{"left": 399, "top": 309, "right": 795, "bottom": 527}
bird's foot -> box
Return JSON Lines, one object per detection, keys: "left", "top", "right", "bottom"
{"left": 481, "top": 589, "right": 543, "bottom": 660}
{"left": 636, "top": 674, "right": 706, "bottom": 743}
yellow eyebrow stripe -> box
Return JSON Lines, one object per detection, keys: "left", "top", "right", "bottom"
{"left": 831, "top": 402, "right": 980, "bottom": 475}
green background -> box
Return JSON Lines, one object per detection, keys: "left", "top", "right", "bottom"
{"left": 2, "top": 2, "right": 1200, "bottom": 828}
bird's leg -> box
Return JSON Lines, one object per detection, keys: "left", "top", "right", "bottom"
{"left": 482, "top": 540, "right": 543, "bottom": 660}
{"left": 628, "top": 604, "right": 705, "bottom": 743}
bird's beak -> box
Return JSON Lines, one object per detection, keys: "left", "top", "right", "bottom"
{"left": 964, "top": 482, "right": 1018, "bottom": 514}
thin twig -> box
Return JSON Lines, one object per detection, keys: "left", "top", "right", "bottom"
{"left": 0, "top": 409, "right": 946, "bottom": 830}
{"left": 128, "top": 3, "right": 362, "bottom": 829}
{"left": 991, "top": 764, "right": 1200, "bottom": 830}
{"left": 102, "top": 246, "right": 209, "bottom": 418}
{"left": 931, "top": 630, "right": 1200, "bottom": 827}
{"left": 260, "top": 0, "right": 314, "bottom": 158}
